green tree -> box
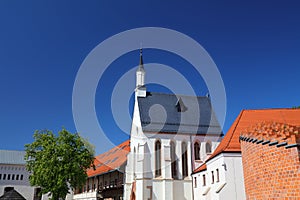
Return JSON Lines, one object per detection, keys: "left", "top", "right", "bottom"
{"left": 25, "top": 129, "right": 95, "bottom": 200}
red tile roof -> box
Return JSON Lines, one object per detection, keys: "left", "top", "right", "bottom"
{"left": 87, "top": 140, "right": 130, "bottom": 177}
{"left": 193, "top": 163, "right": 207, "bottom": 173}
{"left": 205, "top": 108, "right": 300, "bottom": 163}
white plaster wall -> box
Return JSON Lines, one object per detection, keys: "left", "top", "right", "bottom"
{"left": 192, "top": 153, "right": 246, "bottom": 200}
{"left": 0, "top": 164, "right": 52, "bottom": 200}
{"left": 124, "top": 88, "right": 221, "bottom": 200}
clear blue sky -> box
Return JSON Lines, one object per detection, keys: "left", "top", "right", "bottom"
{"left": 0, "top": 1, "right": 299, "bottom": 152}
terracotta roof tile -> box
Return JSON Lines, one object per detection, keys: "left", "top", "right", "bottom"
{"left": 193, "top": 163, "right": 207, "bottom": 173}
{"left": 87, "top": 140, "right": 130, "bottom": 177}
{"left": 205, "top": 108, "right": 300, "bottom": 163}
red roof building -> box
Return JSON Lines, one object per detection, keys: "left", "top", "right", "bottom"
{"left": 74, "top": 140, "right": 130, "bottom": 200}
{"left": 192, "top": 108, "right": 300, "bottom": 200}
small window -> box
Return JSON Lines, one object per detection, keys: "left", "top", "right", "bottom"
{"left": 12, "top": 174, "right": 15, "bottom": 180}
{"left": 206, "top": 141, "right": 212, "bottom": 154}
{"left": 211, "top": 171, "right": 214, "bottom": 184}
{"left": 194, "top": 177, "right": 197, "bottom": 188}
{"left": 203, "top": 174, "right": 206, "bottom": 186}
{"left": 216, "top": 169, "right": 220, "bottom": 182}
{"left": 194, "top": 142, "right": 200, "bottom": 160}
{"left": 20, "top": 174, "right": 23, "bottom": 180}
{"left": 0, "top": 174, "right": 2, "bottom": 180}
{"left": 7, "top": 174, "right": 10, "bottom": 180}
{"left": 16, "top": 174, "right": 19, "bottom": 180}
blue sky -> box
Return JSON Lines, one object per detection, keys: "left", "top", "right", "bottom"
{"left": 0, "top": 1, "right": 299, "bottom": 153}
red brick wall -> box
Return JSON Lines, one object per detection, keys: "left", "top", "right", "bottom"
{"left": 241, "top": 139, "right": 300, "bottom": 199}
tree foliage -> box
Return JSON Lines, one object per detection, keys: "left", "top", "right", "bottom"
{"left": 25, "top": 129, "right": 95, "bottom": 200}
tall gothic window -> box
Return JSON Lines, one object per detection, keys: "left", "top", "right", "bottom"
{"left": 170, "top": 141, "right": 177, "bottom": 179}
{"left": 194, "top": 142, "right": 200, "bottom": 160}
{"left": 206, "top": 141, "right": 212, "bottom": 154}
{"left": 155, "top": 140, "right": 162, "bottom": 177}
{"left": 182, "top": 142, "right": 188, "bottom": 178}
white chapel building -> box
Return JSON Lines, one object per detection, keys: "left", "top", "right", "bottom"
{"left": 124, "top": 50, "right": 223, "bottom": 200}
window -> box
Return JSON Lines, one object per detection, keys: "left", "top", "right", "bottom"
{"left": 155, "top": 140, "right": 162, "bottom": 177}
{"left": 7, "top": 174, "right": 10, "bottom": 180}
{"left": 16, "top": 174, "right": 19, "bottom": 180}
{"left": 216, "top": 169, "right": 220, "bottom": 182}
{"left": 194, "top": 142, "right": 200, "bottom": 160}
{"left": 170, "top": 141, "right": 177, "bottom": 179}
{"left": 12, "top": 174, "right": 15, "bottom": 180}
{"left": 203, "top": 174, "right": 206, "bottom": 186}
{"left": 211, "top": 171, "right": 214, "bottom": 184}
{"left": 0, "top": 174, "right": 2, "bottom": 180}
{"left": 20, "top": 174, "right": 23, "bottom": 180}
{"left": 194, "top": 177, "right": 197, "bottom": 188}
{"left": 3, "top": 174, "right": 6, "bottom": 180}
{"left": 182, "top": 142, "right": 188, "bottom": 178}
{"left": 206, "top": 141, "right": 212, "bottom": 154}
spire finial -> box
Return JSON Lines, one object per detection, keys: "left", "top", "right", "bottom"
{"left": 139, "top": 46, "right": 144, "bottom": 67}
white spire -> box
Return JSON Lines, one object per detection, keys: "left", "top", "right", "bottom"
{"left": 136, "top": 48, "right": 146, "bottom": 97}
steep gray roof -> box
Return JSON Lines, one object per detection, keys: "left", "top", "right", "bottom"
{"left": 0, "top": 189, "right": 26, "bottom": 200}
{"left": 137, "top": 92, "right": 223, "bottom": 135}
{"left": 0, "top": 150, "right": 26, "bottom": 165}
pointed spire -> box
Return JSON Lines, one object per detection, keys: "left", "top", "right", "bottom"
{"left": 138, "top": 48, "right": 145, "bottom": 72}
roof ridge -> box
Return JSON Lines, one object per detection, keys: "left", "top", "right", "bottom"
{"left": 0, "top": 149, "right": 25, "bottom": 152}
{"left": 223, "top": 110, "right": 245, "bottom": 151}
{"left": 147, "top": 91, "right": 209, "bottom": 99}
{"left": 244, "top": 108, "right": 300, "bottom": 111}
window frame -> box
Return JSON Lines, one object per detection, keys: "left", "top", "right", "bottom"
{"left": 155, "top": 140, "right": 162, "bottom": 177}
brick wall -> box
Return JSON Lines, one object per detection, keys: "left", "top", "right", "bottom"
{"left": 240, "top": 123, "right": 300, "bottom": 200}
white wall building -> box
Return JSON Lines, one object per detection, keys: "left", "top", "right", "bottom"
{"left": 0, "top": 150, "right": 49, "bottom": 200}
{"left": 124, "top": 50, "right": 223, "bottom": 200}
{"left": 192, "top": 111, "right": 248, "bottom": 200}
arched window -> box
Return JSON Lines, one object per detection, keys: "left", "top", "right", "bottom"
{"left": 182, "top": 142, "right": 188, "bottom": 178}
{"left": 155, "top": 140, "right": 162, "bottom": 177}
{"left": 194, "top": 142, "right": 200, "bottom": 160}
{"left": 170, "top": 141, "right": 177, "bottom": 179}
{"left": 206, "top": 141, "right": 212, "bottom": 154}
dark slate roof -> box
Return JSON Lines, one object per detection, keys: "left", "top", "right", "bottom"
{"left": 0, "top": 150, "right": 26, "bottom": 165}
{"left": 0, "top": 189, "right": 26, "bottom": 200}
{"left": 138, "top": 92, "right": 222, "bottom": 135}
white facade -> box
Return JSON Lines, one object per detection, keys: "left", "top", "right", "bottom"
{"left": 124, "top": 55, "right": 221, "bottom": 200}
{"left": 0, "top": 162, "right": 51, "bottom": 200}
{"left": 0, "top": 150, "right": 73, "bottom": 200}
{"left": 192, "top": 153, "right": 246, "bottom": 200}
